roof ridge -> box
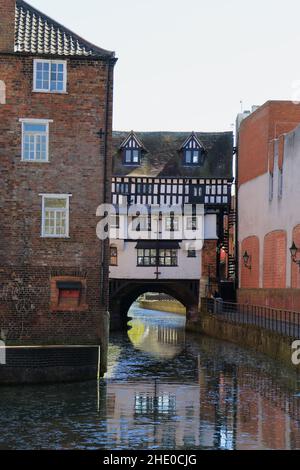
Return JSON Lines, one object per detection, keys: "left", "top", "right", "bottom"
{"left": 113, "top": 130, "right": 233, "bottom": 135}
{"left": 15, "top": 0, "right": 115, "bottom": 58}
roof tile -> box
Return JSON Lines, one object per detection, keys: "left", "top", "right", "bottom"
{"left": 15, "top": 0, "right": 114, "bottom": 58}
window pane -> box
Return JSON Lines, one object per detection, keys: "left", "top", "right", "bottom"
{"left": 44, "top": 198, "right": 67, "bottom": 209}
{"left": 24, "top": 124, "right": 47, "bottom": 133}
{"left": 57, "top": 82, "right": 64, "bottom": 91}
{"left": 192, "top": 150, "right": 199, "bottom": 163}
{"left": 185, "top": 150, "right": 192, "bottom": 163}
{"left": 133, "top": 150, "right": 139, "bottom": 162}
{"left": 125, "top": 150, "right": 132, "bottom": 162}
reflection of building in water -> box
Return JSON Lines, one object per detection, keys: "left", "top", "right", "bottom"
{"left": 135, "top": 393, "right": 176, "bottom": 417}
{"left": 236, "top": 366, "right": 300, "bottom": 450}
{"left": 157, "top": 325, "right": 183, "bottom": 345}
{"left": 128, "top": 320, "right": 186, "bottom": 359}
{"left": 198, "top": 360, "right": 300, "bottom": 450}
{"left": 102, "top": 352, "right": 300, "bottom": 449}
{"left": 105, "top": 382, "right": 201, "bottom": 448}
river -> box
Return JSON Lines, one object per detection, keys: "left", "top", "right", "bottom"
{"left": 0, "top": 303, "right": 300, "bottom": 450}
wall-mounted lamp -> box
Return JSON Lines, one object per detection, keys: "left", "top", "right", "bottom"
{"left": 243, "top": 251, "right": 252, "bottom": 270}
{"left": 290, "top": 242, "right": 300, "bottom": 271}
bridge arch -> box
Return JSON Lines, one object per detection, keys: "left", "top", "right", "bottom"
{"left": 109, "top": 279, "right": 199, "bottom": 331}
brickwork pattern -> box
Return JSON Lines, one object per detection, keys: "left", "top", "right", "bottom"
{"left": 0, "top": 52, "right": 115, "bottom": 346}
{"left": 240, "top": 236, "right": 260, "bottom": 288}
{"left": 239, "top": 101, "right": 300, "bottom": 187}
{"left": 263, "top": 230, "right": 287, "bottom": 289}
{"left": 291, "top": 225, "right": 300, "bottom": 289}
{"left": 0, "top": 0, "right": 15, "bottom": 53}
{"left": 201, "top": 240, "right": 218, "bottom": 279}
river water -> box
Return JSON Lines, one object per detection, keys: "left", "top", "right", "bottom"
{"left": 0, "top": 303, "right": 300, "bottom": 450}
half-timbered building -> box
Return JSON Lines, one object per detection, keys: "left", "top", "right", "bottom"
{"left": 109, "top": 130, "right": 234, "bottom": 329}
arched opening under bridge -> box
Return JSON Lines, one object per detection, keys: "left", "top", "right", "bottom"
{"left": 109, "top": 279, "right": 199, "bottom": 331}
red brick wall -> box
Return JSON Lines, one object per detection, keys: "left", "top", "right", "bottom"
{"left": 237, "top": 288, "right": 300, "bottom": 312}
{"left": 202, "top": 240, "right": 217, "bottom": 278}
{"left": 263, "top": 230, "right": 287, "bottom": 288}
{"left": 291, "top": 225, "right": 300, "bottom": 289}
{"left": 278, "top": 134, "right": 285, "bottom": 170}
{"left": 238, "top": 101, "right": 300, "bottom": 187}
{"left": 0, "top": 266, "right": 104, "bottom": 344}
{"left": 0, "top": 0, "right": 15, "bottom": 53}
{"left": 240, "top": 236, "right": 259, "bottom": 288}
{"left": 0, "top": 53, "right": 115, "bottom": 345}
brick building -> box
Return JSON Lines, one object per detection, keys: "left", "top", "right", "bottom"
{"left": 109, "top": 131, "right": 234, "bottom": 329}
{"left": 0, "top": 0, "right": 116, "bottom": 382}
{"left": 237, "top": 101, "right": 300, "bottom": 311}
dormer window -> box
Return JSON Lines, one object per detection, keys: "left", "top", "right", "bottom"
{"left": 120, "top": 132, "right": 145, "bottom": 166}
{"left": 185, "top": 149, "right": 200, "bottom": 165}
{"left": 125, "top": 148, "right": 140, "bottom": 164}
{"left": 182, "top": 133, "right": 205, "bottom": 166}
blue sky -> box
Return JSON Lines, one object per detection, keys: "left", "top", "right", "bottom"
{"left": 29, "top": 0, "right": 300, "bottom": 132}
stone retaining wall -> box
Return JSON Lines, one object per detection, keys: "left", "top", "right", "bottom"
{"left": 187, "top": 314, "right": 300, "bottom": 371}
{"left": 0, "top": 346, "right": 99, "bottom": 384}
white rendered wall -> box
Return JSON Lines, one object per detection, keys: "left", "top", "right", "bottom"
{"left": 238, "top": 125, "right": 300, "bottom": 288}
{"left": 110, "top": 214, "right": 217, "bottom": 280}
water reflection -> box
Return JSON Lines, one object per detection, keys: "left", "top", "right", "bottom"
{"left": 0, "top": 303, "right": 300, "bottom": 449}
{"left": 127, "top": 304, "right": 186, "bottom": 359}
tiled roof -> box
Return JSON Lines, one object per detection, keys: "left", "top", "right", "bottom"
{"left": 15, "top": 0, "right": 115, "bottom": 58}
{"left": 112, "top": 131, "right": 233, "bottom": 179}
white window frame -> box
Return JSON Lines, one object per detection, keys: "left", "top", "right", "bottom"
{"left": 20, "top": 118, "right": 52, "bottom": 162}
{"left": 40, "top": 194, "right": 71, "bottom": 238}
{"left": 33, "top": 59, "right": 67, "bottom": 93}
{"left": 165, "top": 216, "right": 180, "bottom": 232}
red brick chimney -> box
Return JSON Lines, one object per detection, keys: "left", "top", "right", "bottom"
{"left": 0, "top": 0, "right": 16, "bottom": 53}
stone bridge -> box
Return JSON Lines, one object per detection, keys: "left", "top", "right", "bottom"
{"left": 109, "top": 279, "right": 200, "bottom": 331}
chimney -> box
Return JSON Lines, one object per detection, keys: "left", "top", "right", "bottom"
{"left": 0, "top": 0, "right": 16, "bottom": 53}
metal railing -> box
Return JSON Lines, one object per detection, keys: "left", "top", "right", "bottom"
{"left": 203, "top": 298, "right": 300, "bottom": 339}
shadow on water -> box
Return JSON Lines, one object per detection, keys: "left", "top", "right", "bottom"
{"left": 0, "top": 302, "right": 300, "bottom": 449}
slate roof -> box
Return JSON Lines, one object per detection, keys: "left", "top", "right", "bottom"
{"left": 112, "top": 131, "right": 233, "bottom": 179}
{"left": 14, "top": 0, "right": 115, "bottom": 58}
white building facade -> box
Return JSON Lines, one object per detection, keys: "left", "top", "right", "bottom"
{"left": 109, "top": 131, "right": 234, "bottom": 328}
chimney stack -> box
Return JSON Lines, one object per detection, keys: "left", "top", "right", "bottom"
{"left": 0, "top": 0, "right": 16, "bottom": 53}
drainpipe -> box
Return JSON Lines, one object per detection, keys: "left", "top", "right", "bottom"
{"left": 100, "top": 57, "right": 117, "bottom": 377}
{"left": 101, "top": 58, "right": 117, "bottom": 305}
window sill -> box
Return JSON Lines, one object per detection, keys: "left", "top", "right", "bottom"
{"left": 51, "top": 304, "right": 89, "bottom": 313}
{"left": 182, "top": 164, "right": 202, "bottom": 168}
{"left": 136, "top": 265, "right": 178, "bottom": 268}
{"left": 32, "top": 90, "right": 68, "bottom": 95}
{"left": 123, "top": 163, "right": 140, "bottom": 167}
{"left": 41, "top": 236, "right": 71, "bottom": 240}
{"left": 20, "top": 160, "right": 50, "bottom": 164}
